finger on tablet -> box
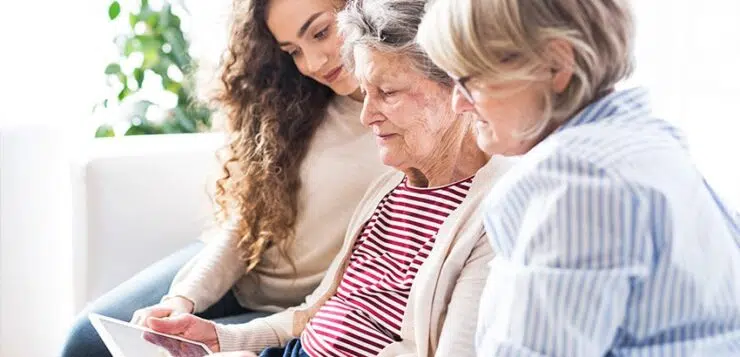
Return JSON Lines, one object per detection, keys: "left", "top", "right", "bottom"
{"left": 132, "top": 306, "right": 174, "bottom": 326}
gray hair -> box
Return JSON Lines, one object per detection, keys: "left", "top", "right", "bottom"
{"left": 337, "top": 0, "right": 452, "bottom": 86}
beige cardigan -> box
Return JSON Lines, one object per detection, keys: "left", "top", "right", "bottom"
{"left": 216, "top": 155, "right": 516, "bottom": 356}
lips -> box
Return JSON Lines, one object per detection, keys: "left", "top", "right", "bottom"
{"left": 374, "top": 132, "right": 398, "bottom": 145}
{"left": 373, "top": 129, "right": 395, "bottom": 138}
{"left": 323, "top": 66, "right": 343, "bottom": 83}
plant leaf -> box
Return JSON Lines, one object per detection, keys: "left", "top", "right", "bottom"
{"left": 124, "top": 124, "right": 147, "bottom": 136}
{"left": 162, "top": 28, "right": 190, "bottom": 69}
{"left": 125, "top": 120, "right": 164, "bottom": 136}
{"left": 133, "top": 68, "right": 145, "bottom": 88}
{"left": 109, "top": 1, "right": 121, "bottom": 20}
{"left": 130, "top": 100, "right": 154, "bottom": 120}
{"left": 104, "top": 63, "right": 121, "bottom": 75}
{"left": 129, "top": 13, "right": 138, "bottom": 29}
{"left": 95, "top": 124, "right": 116, "bottom": 138}
{"left": 173, "top": 107, "right": 196, "bottom": 132}
{"left": 124, "top": 37, "right": 139, "bottom": 56}
{"left": 118, "top": 87, "right": 131, "bottom": 101}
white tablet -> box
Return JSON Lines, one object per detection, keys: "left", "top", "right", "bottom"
{"left": 89, "top": 313, "right": 213, "bottom": 357}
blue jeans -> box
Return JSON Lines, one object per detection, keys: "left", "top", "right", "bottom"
{"left": 259, "top": 338, "right": 309, "bottom": 357}
{"left": 59, "top": 242, "right": 271, "bottom": 357}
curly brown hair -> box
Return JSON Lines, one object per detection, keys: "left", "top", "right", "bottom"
{"left": 212, "top": 0, "right": 337, "bottom": 274}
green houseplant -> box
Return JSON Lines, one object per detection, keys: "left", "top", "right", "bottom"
{"left": 96, "top": 0, "right": 212, "bottom": 137}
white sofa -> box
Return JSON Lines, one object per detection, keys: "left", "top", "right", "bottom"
{"left": 0, "top": 125, "right": 222, "bottom": 356}
{"left": 71, "top": 132, "right": 223, "bottom": 309}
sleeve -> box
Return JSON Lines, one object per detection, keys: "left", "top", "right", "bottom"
{"left": 476, "top": 158, "right": 654, "bottom": 357}
{"left": 434, "top": 233, "right": 494, "bottom": 356}
{"left": 164, "top": 226, "right": 246, "bottom": 313}
{"left": 213, "top": 231, "right": 351, "bottom": 352}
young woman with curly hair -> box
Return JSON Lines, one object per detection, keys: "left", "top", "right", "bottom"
{"left": 59, "top": 0, "right": 387, "bottom": 355}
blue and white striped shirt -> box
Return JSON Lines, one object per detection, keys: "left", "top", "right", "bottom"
{"left": 478, "top": 88, "right": 740, "bottom": 357}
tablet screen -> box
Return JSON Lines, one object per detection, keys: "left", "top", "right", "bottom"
{"left": 90, "top": 313, "right": 212, "bottom": 357}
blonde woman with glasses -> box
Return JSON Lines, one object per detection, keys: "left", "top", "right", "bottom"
{"left": 418, "top": 0, "right": 740, "bottom": 356}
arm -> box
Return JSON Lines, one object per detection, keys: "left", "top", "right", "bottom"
{"left": 213, "top": 224, "right": 352, "bottom": 352}
{"left": 434, "top": 233, "right": 494, "bottom": 356}
{"left": 476, "top": 162, "right": 653, "bottom": 357}
{"left": 144, "top": 222, "right": 310, "bottom": 353}
{"left": 165, "top": 226, "right": 246, "bottom": 312}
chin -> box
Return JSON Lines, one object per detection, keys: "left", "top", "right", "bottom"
{"left": 328, "top": 77, "right": 359, "bottom": 96}
{"left": 331, "top": 86, "right": 356, "bottom": 96}
{"left": 378, "top": 150, "right": 402, "bottom": 169}
{"left": 476, "top": 136, "right": 499, "bottom": 157}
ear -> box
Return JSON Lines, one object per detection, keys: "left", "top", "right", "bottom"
{"left": 545, "top": 39, "right": 575, "bottom": 94}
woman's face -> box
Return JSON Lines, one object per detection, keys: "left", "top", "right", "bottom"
{"left": 355, "top": 48, "right": 458, "bottom": 171}
{"left": 452, "top": 80, "right": 547, "bottom": 156}
{"left": 450, "top": 43, "right": 575, "bottom": 156}
{"left": 266, "top": 0, "right": 358, "bottom": 96}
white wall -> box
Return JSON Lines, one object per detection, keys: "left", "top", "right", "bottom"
{"left": 0, "top": 2, "right": 229, "bottom": 355}
{"left": 631, "top": 1, "right": 740, "bottom": 208}
{"left": 0, "top": 2, "right": 117, "bottom": 355}
{"left": 0, "top": 126, "right": 77, "bottom": 357}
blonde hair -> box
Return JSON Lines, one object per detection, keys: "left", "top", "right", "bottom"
{"left": 417, "top": 0, "right": 636, "bottom": 133}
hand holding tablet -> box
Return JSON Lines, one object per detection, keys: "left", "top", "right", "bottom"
{"left": 89, "top": 313, "right": 214, "bottom": 357}
{"left": 145, "top": 313, "right": 220, "bottom": 352}
{"left": 131, "top": 296, "right": 195, "bottom": 326}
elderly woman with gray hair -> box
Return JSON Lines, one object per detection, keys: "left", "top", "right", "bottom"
{"left": 417, "top": 0, "right": 740, "bottom": 356}
{"left": 147, "top": 0, "right": 513, "bottom": 356}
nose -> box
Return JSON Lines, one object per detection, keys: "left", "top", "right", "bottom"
{"left": 359, "top": 95, "right": 381, "bottom": 128}
{"left": 305, "top": 48, "right": 328, "bottom": 74}
{"left": 452, "top": 87, "right": 475, "bottom": 115}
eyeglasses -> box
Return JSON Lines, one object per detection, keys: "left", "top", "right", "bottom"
{"left": 449, "top": 53, "right": 520, "bottom": 105}
{"left": 450, "top": 75, "right": 475, "bottom": 104}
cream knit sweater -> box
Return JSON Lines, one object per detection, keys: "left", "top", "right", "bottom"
{"left": 215, "top": 155, "right": 517, "bottom": 356}
{"left": 166, "top": 95, "right": 390, "bottom": 313}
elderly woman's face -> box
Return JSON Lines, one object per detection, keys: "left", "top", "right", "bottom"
{"left": 355, "top": 48, "right": 455, "bottom": 170}
{"left": 450, "top": 43, "right": 575, "bottom": 156}
{"left": 452, "top": 80, "right": 547, "bottom": 156}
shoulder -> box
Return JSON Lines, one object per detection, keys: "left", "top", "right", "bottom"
{"left": 550, "top": 113, "right": 689, "bottom": 172}
{"left": 500, "top": 113, "right": 694, "bottom": 199}
{"left": 481, "top": 118, "right": 696, "bottom": 261}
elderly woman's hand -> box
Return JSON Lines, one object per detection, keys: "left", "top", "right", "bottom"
{"left": 145, "top": 313, "right": 221, "bottom": 353}
{"left": 211, "top": 352, "right": 258, "bottom": 357}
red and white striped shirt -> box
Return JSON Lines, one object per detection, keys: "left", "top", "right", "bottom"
{"left": 300, "top": 176, "right": 474, "bottom": 357}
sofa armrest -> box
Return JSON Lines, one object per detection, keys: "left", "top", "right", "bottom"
{"left": 72, "top": 133, "right": 223, "bottom": 310}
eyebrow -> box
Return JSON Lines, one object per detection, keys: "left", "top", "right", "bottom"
{"left": 277, "top": 11, "right": 326, "bottom": 47}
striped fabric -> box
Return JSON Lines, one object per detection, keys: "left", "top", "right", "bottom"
{"left": 301, "top": 176, "right": 474, "bottom": 357}
{"left": 478, "top": 87, "right": 740, "bottom": 356}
